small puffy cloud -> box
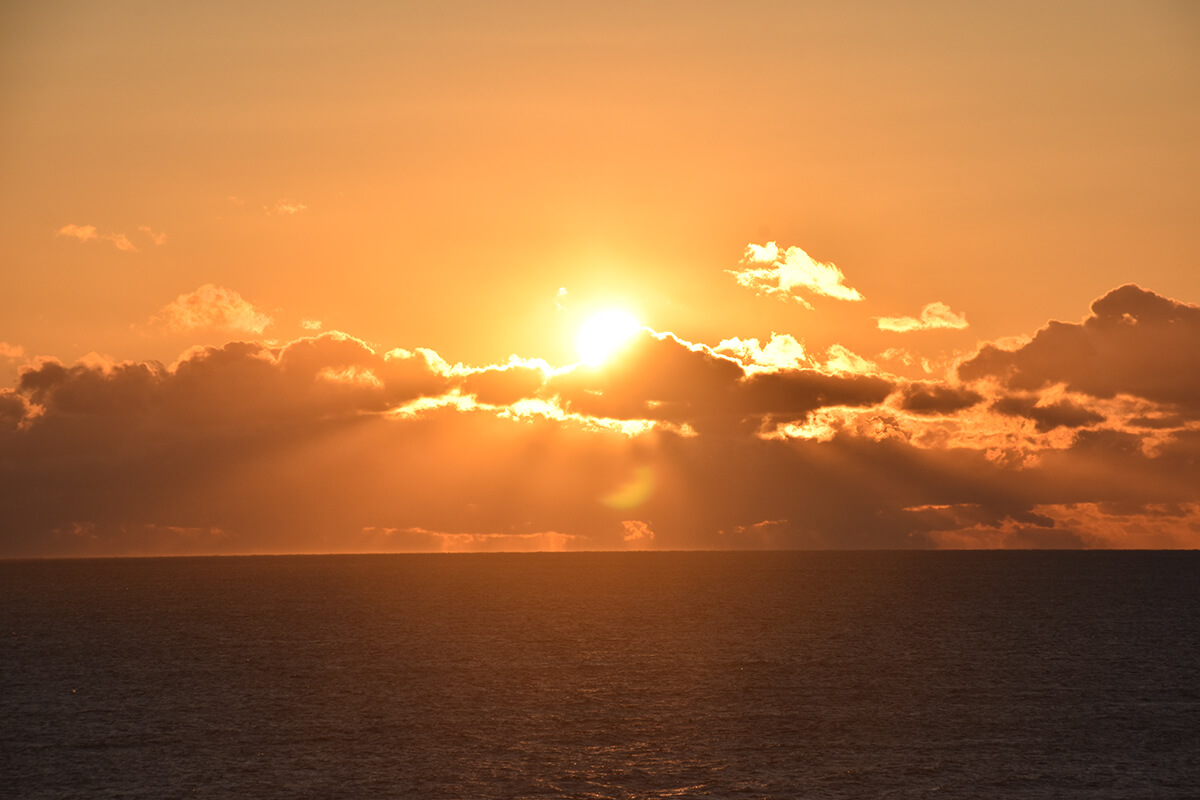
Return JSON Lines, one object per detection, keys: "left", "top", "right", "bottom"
{"left": 152, "top": 284, "right": 274, "bottom": 335}
{"left": 878, "top": 302, "right": 968, "bottom": 332}
{"left": 267, "top": 199, "right": 307, "bottom": 215}
{"left": 301, "top": 319, "right": 323, "bottom": 330}
{"left": 621, "top": 519, "right": 655, "bottom": 544}
{"left": 823, "top": 344, "right": 878, "bottom": 375}
{"left": 138, "top": 226, "right": 167, "bottom": 245}
{"left": 728, "top": 242, "right": 864, "bottom": 307}
{"left": 57, "top": 223, "right": 98, "bottom": 243}
{"left": 0, "top": 342, "right": 24, "bottom": 360}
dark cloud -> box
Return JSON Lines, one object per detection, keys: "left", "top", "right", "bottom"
{"left": 549, "top": 329, "right": 894, "bottom": 432}
{"left": 741, "top": 370, "right": 895, "bottom": 419}
{"left": 4, "top": 286, "right": 1200, "bottom": 556}
{"left": 549, "top": 330, "right": 744, "bottom": 426}
{"left": 0, "top": 389, "right": 29, "bottom": 431}
{"left": 897, "top": 382, "right": 984, "bottom": 415}
{"left": 17, "top": 333, "right": 453, "bottom": 427}
{"left": 959, "top": 284, "right": 1200, "bottom": 414}
{"left": 460, "top": 361, "right": 547, "bottom": 406}
{"left": 1126, "top": 414, "right": 1189, "bottom": 430}
{"left": 19, "top": 359, "right": 162, "bottom": 418}
{"left": 991, "top": 395, "right": 1105, "bottom": 432}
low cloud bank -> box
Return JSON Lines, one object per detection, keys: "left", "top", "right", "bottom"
{"left": 2, "top": 284, "right": 1197, "bottom": 556}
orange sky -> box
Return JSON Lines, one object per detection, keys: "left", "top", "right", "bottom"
{"left": 2, "top": 2, "right": 1199, "bottom": 556}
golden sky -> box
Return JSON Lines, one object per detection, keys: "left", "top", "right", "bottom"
{"left": 2, "top": 1, "right": 1199, "bottom": 555}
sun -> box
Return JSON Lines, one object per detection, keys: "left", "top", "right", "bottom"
{"left": 577, "top": 309, "right": 641, "bottom": 365}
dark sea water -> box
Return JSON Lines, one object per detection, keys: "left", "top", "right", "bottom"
{"left": 2, "top": 551, "right": 1197, "bottom": 799}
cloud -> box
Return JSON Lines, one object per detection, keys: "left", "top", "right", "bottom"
{"left": 547, "top": 329, "right": 893, "bottom": 433}
{"left": 621, "top": 519, "right": 655, "bottom": 544}
{"left": 959, "top": 284, "right": 1200, "bottom": 415}
{"left": 918, "top": 501, "right": 1200, "bottom": 549}
{"left": 991, "top": 395, "right": 1105, "bottom": 433}
{"left": 301, "top": 319, "right": 322, "bottom": 330}
{"left": 3, "top": 284, "right": 1200, "bottom": 556}
{"left": 138, "top": 226, "right": 167, "bottom": 245}
{"left": 822, "top": 344, "right": 878, "bottom": 375}
{"left": 548, "top": 329, "right": 746, "bottom": 427}
{"left": 0, "top": 342, "right": 24, "bottom": 360}
{"left": 57, "top": 223, "right": 98, "bottom": 243}
{"left": 13, "top": 332, "right": 454, "bottom": 432}
{"left": 105, "top": 233, "right": 138, "bottom": 252}
{"left": 152, "top": 284, "right": 274, "bottom": 334}
{"left": 728, "top": 242, "right": 864, "bottom": 307}
{"left": 714, "top": 333, "right": 807, "bottom": 373}
{"left": 362, "top": 527, "right": 580, "bottom": 553}
{"left": 897, "top": 382, "right": 984, "bottom": 415}
{"left": 57, "top": 223, "right": 140, "bottom": 251}
{"left": 0, "top": 389, "right": 32, "bottom": 431}
{"left": 877, "top": 301, "right": 968, "bottom": 332}
{"left": 458, "top": 358, "right": 549, "bottom": 407}
{"left": 267, "top": 199, "right": 307, "bottom": 215}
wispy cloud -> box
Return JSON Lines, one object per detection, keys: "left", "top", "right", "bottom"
{"left": 151, "top": 284, "right": 274, "bottom": 334}
{"left": 877, "top": 302, "right": 968, "bottom": 332}
{"left": 106, "top": 233, "right": 138, "bottom": 252}
{"left": 57, "top": 223, "right": 98, "bottom": 243}
{"left": 57, "top": 223, "right": 139, "bottom": 252}
{"left": 728, "top": 242, "right": 864, "bottom": 307}
{"left": 138, "top": 226, "right": 167, "bottom": 245}
{"left": 266, "top": 199, "right": 307, "bottom": 215}
{"left": 301, "top": 319, "right": 323, "bottom": 331}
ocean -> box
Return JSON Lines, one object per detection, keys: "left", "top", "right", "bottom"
{"left": 2, "top": 551, "right": 1197, "bottom": 798}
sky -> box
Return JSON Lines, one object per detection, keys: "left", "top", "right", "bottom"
{"left": 2, "top": 1, "right": 1199, "bottom": 556}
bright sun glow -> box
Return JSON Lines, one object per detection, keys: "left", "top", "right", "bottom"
{"left": 577, "top": 309, "right": 641, "bottom": 365}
